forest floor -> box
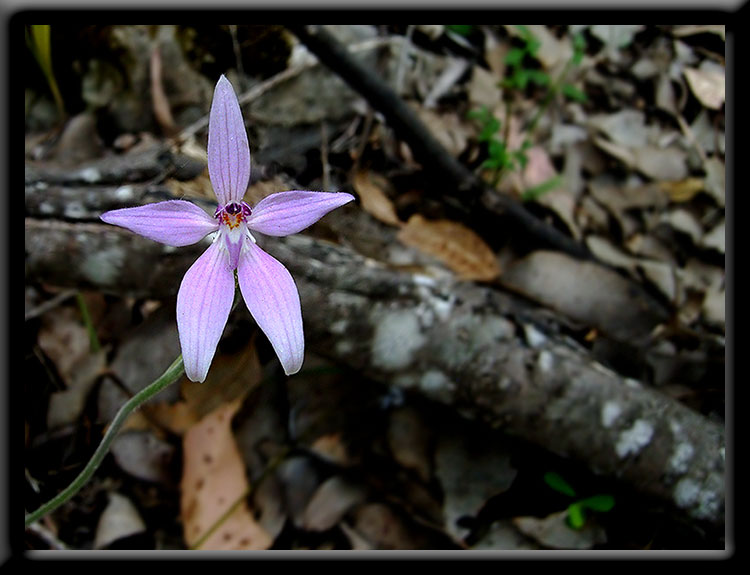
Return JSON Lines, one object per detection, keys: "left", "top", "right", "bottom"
{"left": 24, "top": 24, "right": 726, "bottom": 552}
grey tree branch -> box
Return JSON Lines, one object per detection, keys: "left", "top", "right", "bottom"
{"left": 24, "top": 183, "right": 724, "bottom": 530}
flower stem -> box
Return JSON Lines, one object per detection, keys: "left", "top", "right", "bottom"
{"left": 25, "top": 355, "right": 185, "bottom": 527}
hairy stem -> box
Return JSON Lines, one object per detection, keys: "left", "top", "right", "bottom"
{"left": 25, "top": 355, "right": 185, "bottom": 527}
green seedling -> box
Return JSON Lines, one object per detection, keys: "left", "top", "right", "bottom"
{"left": 25, "top": 24, "right": 65, "bottom": 119}
{"left": 467, "top": 27, "right": 588, "bottom": 192}
{"left": 544, "top": 471, "right": 615, "bottom": 530}
{"left": 467, "top": 106, "right": 531, "bottom": 186}
{"left": 501, "top": 25, "right": 550, "bottom": 92}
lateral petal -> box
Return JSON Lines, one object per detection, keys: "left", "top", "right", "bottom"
{"left": 100, "top": 200, "right": 218, "bottom": 246}
{"left": 177, "top": 240, "right": 236, "bottom": 382}
{"left": 208, "top": 75, "right": 251, "bottom": 206}
{"left": 246, "top": 191, "right": 355, "bottom": 237}
{"left": 237, "top": 242, "right": 304, "bottom": 375}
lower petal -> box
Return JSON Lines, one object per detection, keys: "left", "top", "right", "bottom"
{"left": 177, "top": 240, "right": 236, "bottom": 382}
{"left": 237, "top": 242, "right": 304, "bottom": 375}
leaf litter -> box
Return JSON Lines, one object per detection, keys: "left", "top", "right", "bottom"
{"left": 25, "top": 24, "right": 725, "bottom": 551}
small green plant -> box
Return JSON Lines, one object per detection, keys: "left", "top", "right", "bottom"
{"left": 467, "top": 106, "right": 531, "bottom": 186}
{"left": 467, "top": 27, "right": 588, "bottom": 195}
{"left": 501, "top": 25, "right": 550, "bottom": 93}
{"left": 25, "top": 24, "right": 65, "bottom": 120}
{"left": 544, "top": 471, "right": 615, "bottom": 530}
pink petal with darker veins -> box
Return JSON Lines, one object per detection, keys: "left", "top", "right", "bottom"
{"left": 100, "top": 200, "right": 218, "bottom": 246}
{"left": 237, "top": 242, "right": 304, "bottom": 375}
{"left": 207, "top": 75, "right": 251, "bottom": 206}
{"left": 246, "top": 191, "right": 355, "bottom": 237}
{"left": 177, "top": 240, "right": 236, "bottom": 382}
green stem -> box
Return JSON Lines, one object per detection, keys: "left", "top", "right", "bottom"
{"left": 525, "top": 58, "right": 574, "bottom": 139}
{"left": 76, "top": 292, "right": 101, "bottom": 353}
{"left": 25, "top": 355, "right": 185, "bottom": 527}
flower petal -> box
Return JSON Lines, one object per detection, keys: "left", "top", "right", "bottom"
{"left": 177, "top": 240, "right": 236, "bottom": 382}
{"left": 246, "top": 191, "right": 355, "bottom": 236}
{"left": 208, "top": 75, "right": 251, "bottom": 206}
{"left": 100, "top": 200, "right": 218, "bottom": 246}
{"left": 237, "top": 242, "right": 304, "bottom": 375}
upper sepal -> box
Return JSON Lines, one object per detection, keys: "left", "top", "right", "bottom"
{"left": 208, "top": 75, "right": 251, "bottom": 206}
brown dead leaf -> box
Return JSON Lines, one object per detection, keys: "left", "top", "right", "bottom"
{"left": 180, "top": 400, "right": 272, "bottom": 550}
{"left": 418, "top": 109, "right": 470, "bottom": 158}
{"left": 397, "top": 215, "right": 500, "bottom": 281}
{"left": 37, "top": 306, "right": 92, "bottom": 388}
{"left": 672, "top": 25, "right": 725, "bottom": 41}
{"left": 166, "top": 173, "right": 214, "bottom": 201}
{"left": 145, "top": 341, "right": 261, "bottom": 435}
{"left": 658, "top": 178, "right": 705, "bottom": 203}
{"left": 352, "top": 170, "right": 401, "bottom": 227}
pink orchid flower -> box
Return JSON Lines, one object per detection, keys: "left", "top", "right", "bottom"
{"left": 100, "top": 75, "right": 354, "bottom": 382}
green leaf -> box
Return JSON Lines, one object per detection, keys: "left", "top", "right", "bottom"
{"left": 446, "top": 25, "right": 474, "bottom": 37}
{"left": 567, "top": 502, "right": 586, "bottom": 530}
{"left": 578, "top": 494, "right": 615, "bottom": 512}
{"left": 543, "top": 472, "right": 577, "bottom": 497}
{"left": 29, "top": 25, "right": 52, "bottom": 75}
{"left": 479, "top": 118, "right": 501, "bottom": 142}
{"left": 572, "top": 32, "right": 587, "bottom": 66}
{"left": 512, "top": 150, "right": 528, "bottom": 171}
{"left": 505, "top": 47, "right": 526, "bottom": 67}
{"left": 466, "top": 107, "right": 489, "bottom": 121}
{"left": 480, "top": 157, "right": 502, "bottom": 171}
{"left": 526, "top": 69, "right": 550, "bottom": 87}
{"left": 513, "top": 69, "right": 529, "bottom": 91}
{"left": 562, "top": 83, "right": 588, "bottom": 103}
{"left": 522, "top": 175, "right": 563, "bottom": 202}
{"left": 526, "top": 37, "right": 541, "bottom": 56}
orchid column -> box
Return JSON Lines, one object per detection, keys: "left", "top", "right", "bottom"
{"left": 101, "top": 75, "right": 354, "bottom": 382}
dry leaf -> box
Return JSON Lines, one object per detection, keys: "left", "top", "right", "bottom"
{"left": 145, "top": 341, "right": 261, "bottom": 435}
{"left": 659, "top": 178, "right": 705, "bottom": 203}
{"left": 111, "top": 430, "right": 175, "bottom": 484}
{"left": 501, "top": 250, "right": 666, "bottom": 340}
{"left": 467, "top": 65, "right": 503, "bottom": 108}
{"left": 672, "top": 25, "right": 725, "bottom": 41}
{"left": 37, "top": 306, "right": 92, "bottom": 388}
{"left": 702, "top": 221, "right": 725, "bottom": 254}
{"left": 513, "top": 510, "right": 607, "bottom": 549}
{"left": 352, "top": 170, "right": 401, "bottom": 227}
{"left": 397, "top": 215, "right": 500, "bottom": 281}
{"left": 302, "top": 475, "right": 367, "bottom": 532}
{"left": 180, "top": 400, "right": 272, "bottom": 550}
{"left": 684, "top": 66, "right": 725, "bottom": 110}
{"left": 94, "top": 492, "right": 147, "bottom": 549}
{"left": 415, "top": 107, "right": 470, "bottom": 157}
